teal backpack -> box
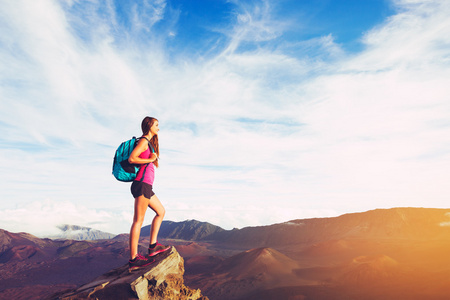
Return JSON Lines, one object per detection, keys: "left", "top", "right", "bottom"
{"left": 112, "top": 137, "right": 153, "bottom": 182}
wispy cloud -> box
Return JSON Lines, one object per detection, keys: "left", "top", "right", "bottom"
{"left": 1, "top": 0, "right": 449, "bottom": 235}
{"left": 222, "top": 0, "right": 286, "bottom": 53}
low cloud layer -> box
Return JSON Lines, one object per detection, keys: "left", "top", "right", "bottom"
{"left": 0, "top": 199, "right": 130, "bottom": 236}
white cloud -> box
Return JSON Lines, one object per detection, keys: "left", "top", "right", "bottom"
{"left": 1, "top": 0, "right": 450, "bottom": 235}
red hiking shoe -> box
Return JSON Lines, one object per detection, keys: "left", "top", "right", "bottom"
{"left": 147, "top": 242, "right": 171, "bottom": 257}
{"left": 129, "top": 254, "right": 154, "bottom": 271}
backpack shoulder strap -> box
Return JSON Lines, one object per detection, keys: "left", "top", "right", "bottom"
{"left": 139, "top": 136, "right": 155, "bottom": 153}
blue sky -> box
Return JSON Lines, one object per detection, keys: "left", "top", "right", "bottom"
{"left": 1, "top": 0, "right": 450, "bottom": 236}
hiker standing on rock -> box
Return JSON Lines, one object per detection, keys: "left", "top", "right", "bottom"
{"left": 128, "top": 116, "right": 170, "bottom": 270}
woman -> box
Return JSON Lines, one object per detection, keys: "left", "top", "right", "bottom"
{"left": 127, "top": 116, "right": 170, "bottom": 270}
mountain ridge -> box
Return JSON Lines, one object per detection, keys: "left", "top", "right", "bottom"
{"left": 140, "top": 219, "right": 225, "bottom": 241}
{"left": 148, "top": 207, "right": 450, "bottom": 247}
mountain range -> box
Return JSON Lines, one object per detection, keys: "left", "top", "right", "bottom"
{"left": 148, "top": 207, "right": 450, "bottom": 245}
{"left": 1, "top": 207, "right": 450, "bottom": 299}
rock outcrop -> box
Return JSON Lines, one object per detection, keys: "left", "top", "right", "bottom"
{"left": 57, "top": 247, "right": 208, "bottom": 300}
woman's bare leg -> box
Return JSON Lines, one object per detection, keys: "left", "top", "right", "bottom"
{"left": 129, "top": 195, "right": 150, "bottom": 259}
{"left": 148, "top": 194, "right": 165, "bottom": 245}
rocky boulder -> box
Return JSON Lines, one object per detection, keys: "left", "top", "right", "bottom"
{"left": 57, "top": 247, "right": 208, "bottom": 300}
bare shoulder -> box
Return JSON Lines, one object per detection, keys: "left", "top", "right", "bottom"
{"left": 136, "top": 137, "right": 149, "bottom": 150}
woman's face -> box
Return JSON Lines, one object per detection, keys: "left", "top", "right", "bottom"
{"left": 150, "top": 120, "right": 159, "bottom": 135}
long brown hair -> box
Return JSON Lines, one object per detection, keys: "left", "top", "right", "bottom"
{"left": 141, "top": 116, "right": 159, "bottom": 167}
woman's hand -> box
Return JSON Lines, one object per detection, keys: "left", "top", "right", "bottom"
{"left": 150, "top": 152, "right": 158, "bottom": 162}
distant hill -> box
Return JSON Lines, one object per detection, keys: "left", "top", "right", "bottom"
{"left": 215, "top": 247, "right": 301, "bottom": 280}
{"left": 190, "top": 247, "right": 307, "bottom": 299}
{"left": 47, "top": 225, "right": 116, "bottom": 240}
{"left": 141, "top": 208, "right": 450, "bottom": 248}
{"left": 205, "top": 207, "right": 450, "bottom": 247}
{"left": 141, "top": 220, "right": 225, "bottom": 241}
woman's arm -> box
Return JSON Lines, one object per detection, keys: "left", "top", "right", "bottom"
{"left": 128, "top": 138, "right": 158, "bottom": 164}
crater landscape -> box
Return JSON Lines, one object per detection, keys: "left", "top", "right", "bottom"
{"left": 1, "top": 207, "right": 450, "bottom": 299}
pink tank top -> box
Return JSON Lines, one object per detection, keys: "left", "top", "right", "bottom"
{"left": 134, "top": 147, "right": 155, "bottom": 185}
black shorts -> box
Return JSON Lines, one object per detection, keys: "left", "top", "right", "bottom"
{"left": 131, "top": 181, "right": 155, "bottom": 199}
